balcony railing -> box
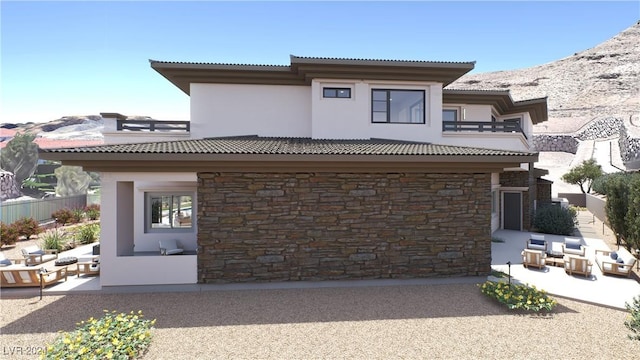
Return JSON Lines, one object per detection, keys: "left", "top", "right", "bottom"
{"left": 117, "top": 119, "right": 190, "bottom": 132}
{"left": 442, "top": 121, "right": 527, "bottom": 139}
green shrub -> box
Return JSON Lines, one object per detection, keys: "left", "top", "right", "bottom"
{"left": 40, "top": 229, "right": 68, "bottom": 252}
{"left": 13, "top": 217, "right": 42, "bottom": 239}
{"left": 0, "top": 222, "right": 20, "bottom": 246}
{"left": 533, "top": 205, "right": 577, "bottom": 235}
{"left": 42, "top": 310, "right": 155, "bottom": 360}
{"left": 71, "top": 208, "right": 85, "bottom": 224}
{"left": 626, "top": 295, "right": 640, "bottom": 341}
{"left": 52, "top": 208, "right": 74, "bottom": 226}
{"left": 85, "top": 204, "right": 100, "bottom": 220}
{"left": 479, "top": 280, "right": 557, "bottom": 312}
{"left": 75, "top": 223, "right": 100, "bottom": 245}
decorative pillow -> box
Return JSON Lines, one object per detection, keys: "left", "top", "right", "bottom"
{"left": 530, "top": 239, "right": 544, "bottom": 246}
{"left": 617, "top": 258, "right": 624, "bottom": 264}
{"left": 30, "top": 250, "right": 46, "bottom": 255}
{"left": 610, "top": 252, "right": 618, "bottom": 260}
{"left": 0, "top": 258, "right": 12, "bottom": 266}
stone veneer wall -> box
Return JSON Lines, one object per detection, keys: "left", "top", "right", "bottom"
{"left": 197, "top": 172, "right": 492, "bottom": 283}
{"left": 532, "top": 135, "right": 579, "bottom": 153}
{"left": 620, "top": 119, "right": 640, "bottom": 165}
{"left": 0, "top": 170, "right": 21, "bottom": 201}
{"left": 500, "top": 171, "right": 531, "bottom": 230}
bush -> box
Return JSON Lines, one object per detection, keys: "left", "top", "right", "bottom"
{"left": 52, "top": 208, "right": 74, "bottom": 226}
{"left": 479, "top": 280, "right": 557, "bottom": 312}
{"left": 626, "top": 295, "right": 640, "bottom": 341}
{"left": 42, "top": 310, "right": 155, "bottom": 360}
{"left": 71, "top": 208, "right": 85, "bottom": 224}
{"left": 40, "top": 228, "right": 68, "bottom": 252}
{"left": 0, "top": 222, "right": 20, "bottom": 246}
{"left": 533, "top": 205, "right": 577, "bottom": 235}
{"left": 13, "top": 217, "right": 42, "bottom": 239}
{"left": 85, "top": 204, "right": 100, "bottom": 220}
{"left": 75, "top": 223, "right": 100, "bottom": 245}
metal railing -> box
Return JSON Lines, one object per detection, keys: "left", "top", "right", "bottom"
{"left": 442, "top": 121, "right": 527, "bottom": 139}
{"left": 117, "top": 119, "right": 190, "bottom": 132}
{"left": 0, "top": 194, "right": 97, "bottom": 224}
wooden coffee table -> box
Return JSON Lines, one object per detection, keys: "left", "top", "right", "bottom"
{"left": 546, "top": 256, "right": 565, "bottom": 268}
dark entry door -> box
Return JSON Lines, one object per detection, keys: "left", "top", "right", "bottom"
{"left": 503, "top": 192, "right": 522, "bottom": 230}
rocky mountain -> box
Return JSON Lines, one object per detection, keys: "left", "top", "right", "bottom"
{"left": 449, "top": 21, "right": 640, "bottom": 135}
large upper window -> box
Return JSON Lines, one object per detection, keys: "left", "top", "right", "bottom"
{"left": 372, "top": 89, "right": 425, "bottom": 124}
{"left": 146, "top": 193, "right": 193, "bottom": 232}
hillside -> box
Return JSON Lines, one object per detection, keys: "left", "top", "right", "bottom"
{"left": 449, "top": 22, "right": 640, "bottom": 134}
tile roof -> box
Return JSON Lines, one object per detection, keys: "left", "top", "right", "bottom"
{"left": 41, "top": 136, "right": 536, "bottom": 157}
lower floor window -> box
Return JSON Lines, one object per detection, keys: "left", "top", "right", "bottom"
{"left": 147, "top": 193, "right": 193, "bottom": 232}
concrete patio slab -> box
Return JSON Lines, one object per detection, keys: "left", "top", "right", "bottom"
{"left": 491, "top": 229, "right": 640, "bottom": 309}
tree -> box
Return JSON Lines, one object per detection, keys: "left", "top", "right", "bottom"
{"left": 561, "top": 159, "right": 603, "bottom": 194}
{"left": 0, "top": 132, "right": 38, "bottom": 185}
{"left": 54, "top": 166, "right": 92, "bottom": 196}
{"left": 624, "top": 174, "right": 640, "bottom": 251}
{"left": 606, "top": 173, "right": 631, "bottom": 246}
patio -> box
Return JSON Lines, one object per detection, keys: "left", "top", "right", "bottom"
{"left": 3, "top": 223, "right": 639, "bottom": 310}
{"left": 491, "top": 229, "right": 640, "bottom": 309}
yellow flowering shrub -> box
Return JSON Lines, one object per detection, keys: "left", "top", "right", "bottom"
{"left": 42, "top": 310, "right": 155, "bottom": 360}
{"left": 479, "top": 280, "right": 557, "bottom": 312}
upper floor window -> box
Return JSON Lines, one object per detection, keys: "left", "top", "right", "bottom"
{"left": 323, "top": 87, "right": 351, "bottom": 98}
{"left": 442, "top": 108, "right": 459, "bottom": 122}
{"left": 146, "top": 193, "right": 193, "bottom": 233}
{"left": 372, "top": 89, "right": 424, "bottom": 124}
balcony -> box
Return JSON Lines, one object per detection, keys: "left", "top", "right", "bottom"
{"left": 442, "top": 121, "right": 527, "bottom": 139}
{"left": 117, "top": 119, "right": 190, "bottom": 132}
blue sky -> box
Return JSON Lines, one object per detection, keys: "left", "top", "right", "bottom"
{"left": 1, "top": 1, "right": 638, "bottom": 124}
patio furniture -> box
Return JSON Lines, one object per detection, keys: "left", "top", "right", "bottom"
{"left": 21, "top": 245, "right": 58, "bottom": 266}
{"left": 159, "top": 239, "right": 184, "bottom": 255}
{"left": 521, "top": 249, "right": 547, "bottom": 269}
{"left": 564, "top": 255, "right": 592, "bottom": 277}
{"left": 0, "top": 266, "right": 68, "bottom": 288}
{"left": 562, "top": 237, "right": 586, "bottom": 257}
{"left": 526, "top": 234, "right": 547, "bottom": 252}
{"left": 0, "top": 253, "right": 24, "bottom": 267}
{"left": 547, "top": 242, "right": 564, "bottom": 258}
{"left": 595, "top": 249, "right": 637, "bottom": 278}
{"left": 76, "top": 258, "right": 100, "bottom": 277}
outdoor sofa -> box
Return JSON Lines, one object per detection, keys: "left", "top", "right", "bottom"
{"left": 0, "top": 266, "right": 68, "bottom": 288}
{"left": 595, "top": 248, "right": 637, "bottom": 278}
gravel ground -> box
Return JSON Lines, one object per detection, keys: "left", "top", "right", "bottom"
{"left": 1, "top": 283, "right": 639, "bottom": 359}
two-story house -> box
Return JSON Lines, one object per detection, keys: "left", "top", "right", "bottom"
{"left": 40, "top": 56, "right": 549, "bottom": 286}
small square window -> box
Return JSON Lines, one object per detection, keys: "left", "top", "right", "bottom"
{"left": 323, "top": 87, "right": 351, "bottom": 98}
{"left": 146, "top": 193, "right": 193, "bottom": 233}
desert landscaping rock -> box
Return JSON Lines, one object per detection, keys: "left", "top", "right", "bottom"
{"left": 1, "top": 284, "right": 639, "bottom": 359}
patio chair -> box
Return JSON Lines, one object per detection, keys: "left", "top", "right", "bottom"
{"left": 0, "top": 266, "right": 68, "bottom": 288}
{"left": 21, "top": 245, "right": 58, "bottom": 266}
{"left": 521, "top": 249, "right": 547, "bottom": 269}
{"left": 562, "top": 237, "right": 586, "bottom": 257}
{"left": 564, "top": 255, "right": 592, "bottom": 277}
{"left": 526, "top": 234, "right": 547, "bottom": 252}
{"left": 159, "top": 239, "right": 184, "bottom": 255}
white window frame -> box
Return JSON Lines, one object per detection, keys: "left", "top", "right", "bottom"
{"left": 145, "top": 192, "right": 195, "bottom": 233}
